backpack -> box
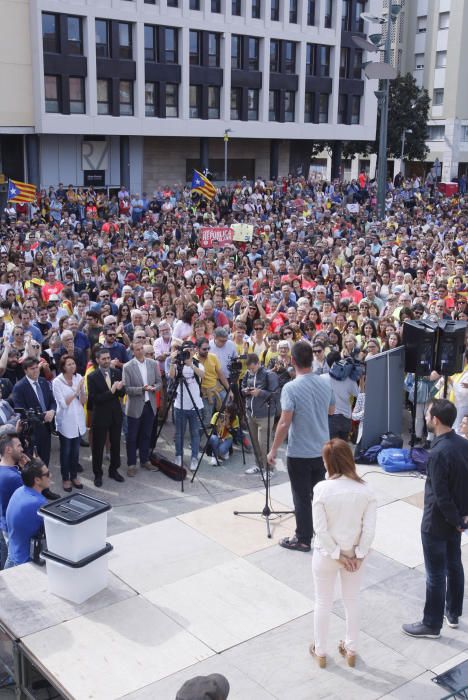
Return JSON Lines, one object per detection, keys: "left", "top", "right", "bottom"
{"left": 410, "top": 447, "right": 430, "bottom": 474}
{"left": 377, "top": 448, "right": 416, "bottom": 473}
{"left": 380, "top": 432, "right": 403, "bottom": 449}
{"left": 354, "top": 444, "right": 382, "bottom": 465}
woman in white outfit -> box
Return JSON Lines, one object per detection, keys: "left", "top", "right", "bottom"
{"left": 310, "top": 438, "right": 377, "bottom": 668}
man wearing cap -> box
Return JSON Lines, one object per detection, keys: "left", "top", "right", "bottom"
{"left": 341, "top": 278, "right": 363, "bottom": 304}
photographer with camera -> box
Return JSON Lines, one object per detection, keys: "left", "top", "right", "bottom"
{"left": 168, "top": 341, "right": 205, "bottom": 472}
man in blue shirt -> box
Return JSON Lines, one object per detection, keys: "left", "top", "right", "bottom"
{"left": 0, "top": 433, "right": 26, "bottom": 569}
{"left": 5, "top": 459, "right": 49, "bottom": 568}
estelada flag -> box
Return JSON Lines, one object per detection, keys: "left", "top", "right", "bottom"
{"left": 191, "top": 170, "right": 217, "bottom": 201}
{"left": 7, "top": 178, "right": 36, "bottom": 203}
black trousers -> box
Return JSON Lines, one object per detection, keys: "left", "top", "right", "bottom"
{"left": 287, "top": 456, "right": 325, "bottom": 546}
{"left": 31, "top": 425, "right": 51, "bottom": 466}
{"left": 329, "top": 414, "right": 352, "bottom": 441}
{"left": 92, "top": 418, "right": 122, "bottom": 477}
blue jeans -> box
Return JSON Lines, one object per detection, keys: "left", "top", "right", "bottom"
{"left": 209, "top": 434, "right": 233, "bottom": 458}
{"left": 175, "top": 408, "right": 201, "bottom": 460}
{"left": 421, "top": 530, "right": 464, "bottom": 630}
{"left": 0, "top": 530, "right": 8, "bottom": 570}
{"left": 58, "top": 433, "right": 80, "bottom": 480}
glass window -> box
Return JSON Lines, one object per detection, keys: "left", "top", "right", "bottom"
{"left": 190, "top": 85, "right": 201, "bottom": 118}
{"left": 252, "top": 0, "right": 261, "bottom": 19}
{"left": 271, "top": 0, "right": 279, "bottom": 21}
{"left": 324, "top": 0, "right": 332, "bottom": 27}
{"left": 67, "top": 17, "right": 83, "bottom": 55}
{"left": 460, "top": 125, "right": 468, "bottom": 142}
{"left": 427, "top": 125, "right": 445, "bottom": 140}
{"left": 145, "top": 82, "right": 157, "bottom": 116}
{"left": 95, "top": 20, "right": 109, "bottom": 58}
{"left": 269, "top": 90, "right": 279, "bottom": 121}
{"left": 119, "top": 23, "right": 132, "bottom": 59}
{"left": 355, "top": 0, "right": 365, "bottom": 31}
{"left": 42, "top": 13, "right": 58, "bottom": 53}
{"left": 284, "top": 91, "right": 295, "bottom": 122}
{"left": 270, "top": 39, "right": 280, "bottom": 72}
{"left": 289, "top": 0, "right": 298, "bottom": 23}
{"left": 342, "top": 0, "right": 351, "bottom": 31}
{"left": 190, "top": 0, "right": 201, "bottom": 8}
{"left": 208, "top": 33, "right": 220, "bottom": 67}
{"left": 144, "top": 26, "right": 156, "bottom": 62}
{"left": 436, "top": 51, "right": 447, "bottom": 68}
{"left": 44, "top": 75, "right": 59, "bottom": 112}
{"left": 231, "top": 88, "right": 241, "bottom": 119}
{"left": 338, "top": 93, "right": 348, "bottom": 124}
{"left": 167, "top": 0, "right": 178, "bottom": 6}
{"left": 415, "top": 53, "right": 424, "bottom": 69}
{"left": 211, "top": 0, "right": 221, "bottom": 12}
{"left": 439, "top": 12, "right": 449, "bottom": 29}
{"left": 165, "top": 84, "right": 178, "bottom": 117}
{"left": 247, "top": 88, "right": 259, "bottom": 120}
{"left": 231, "top": 35, "right": 241, "bottom": 69}
{"left": 317, "top": 45, "right": 330, "bottom": 76}
{"left": 119, "top": 80, "right": 133, "bottom": 115}
{"left": 97, "top": 79, "right": 110, "bottom": 115}
{"left": 306, "top": 44, "right": 314, "bottom": 75}
{"left": 190, "top": 31, "right": 201, "bottom": 65}
{"left": 164, "top": 28, "right": 177, "bottom": 63}
{"left": 340, "top": 47, "right": 350, "bottom": 78}
{"left": 284, "top": 42, "right": 296, "bottom": 73}
{"left": 353, "top": 49, "right": 363, "bottom": 78}
{"left": 305, "top": 92, "right": 315, "bottom": 123}
{"left": 433, "top": 88, "right": 444, "bottom": 106}
{"left": 208, "top": 86, "right": 220, "bottom": 118}
{"left": 232, "top": 0, "right": 241, "bottom": 15}
{"left": 307, "top": 0, "right": 316, "bottom": 25}
{"left": 350, "top": 95, "right": 360, "bottom": 124}
{"left": 318, "top": 93, "right": 329, "bottom": 123}
{"left": 248, "top": 38, "right": 259, "bottom": 70}
{"left": 417, "top": 15, "right": 427, "bottom": 32}
{"left": 69, "top": 76, "right": 85, "bottom": 113}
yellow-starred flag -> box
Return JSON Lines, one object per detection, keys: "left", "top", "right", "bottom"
{"left": 191, "top": 170, "right": 217, "bottom": 201}
{"left": 7, "top": 178, "right": 36, "bottom": 203}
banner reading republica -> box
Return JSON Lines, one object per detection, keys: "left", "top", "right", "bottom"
{"left": 199, "top": 227, "right": 234, "bottom": 247}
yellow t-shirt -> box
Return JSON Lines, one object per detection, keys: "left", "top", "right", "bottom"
{"left": 197, "top": 352, "right": 221, "bottom": 390}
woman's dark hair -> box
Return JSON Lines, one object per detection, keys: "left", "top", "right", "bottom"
{"left": 322, "top": 438, "right": 364, "bottom": 483}
{"left": 326, "top": 350, "right": 342, "bottom": 368}
{"left": 291, "top": 341, "right": 313, "bottom": 369}
{"left": 428, "top": 399, "right": 457, "bottom": 428}
{"left": 181, "top": 306, "right": 198, "bottom": 324}
{"left": 59, "top": 353, "right": 76, "bottom": 373}
{"left": 360, "top": 319, "right": 378, "bottom": 337}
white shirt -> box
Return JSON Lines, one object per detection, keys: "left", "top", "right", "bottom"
{"left": 313, "top": 476, "right": 377, "bottom": 560}
{"left": 174, "top": 364, "right": 204, "bottom": 411}
{"left": 52, "top": 374, "right": 86, "bottom": 438}
{"left": 136, "top": 358, "right": 149, "bottom": 402}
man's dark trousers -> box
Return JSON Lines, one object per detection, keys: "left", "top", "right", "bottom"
{"left": 126, "top": 401, "right": 156, "bottom": 465}
{"left": 287, "top": 456, "right": 325, "bottom": 546}
{"left": 422, "top": 530, "right": 464, "bottom": 630}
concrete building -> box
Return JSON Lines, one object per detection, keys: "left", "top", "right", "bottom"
{"left": 0, "top": 0, "right": 381, "bottom": 192}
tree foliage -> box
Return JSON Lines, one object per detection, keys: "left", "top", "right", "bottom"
{"left": 386, "top": 72, "right": 430, "bottom": 161}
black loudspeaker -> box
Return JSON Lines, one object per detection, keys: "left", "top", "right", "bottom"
{"left": 435, "top": 320, "right": 466, "bottom": 375}
{"left": 402, "top": 320, "right": 438, "bottom": 375}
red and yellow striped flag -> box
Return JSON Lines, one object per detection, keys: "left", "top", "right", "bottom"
{"left": 7, "top": 178, "right": 36, "bottom": 203}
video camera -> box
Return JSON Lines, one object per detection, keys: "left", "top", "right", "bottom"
{"left": 175, "top": 341, "right": 195, "bottom": 365}
{"left": 15, "top": 407, "right": 44, "bottom": 455}
{"left": 228, "top": 354, "right": 248, "bottom": 376}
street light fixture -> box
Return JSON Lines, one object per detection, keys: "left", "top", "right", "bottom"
{"left": 224, "top": 129, "right": 232, "bottom": 188}
{"left": 400, "top": 128, "right": 413, "bottom": 170}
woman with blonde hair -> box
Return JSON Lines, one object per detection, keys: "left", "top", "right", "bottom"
{"left": 310, "top": 439, "right": 377, "bottom": 669}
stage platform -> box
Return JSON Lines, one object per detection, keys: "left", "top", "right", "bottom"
{"left": 0, "top": 467, "right": 467, "bottom": 699}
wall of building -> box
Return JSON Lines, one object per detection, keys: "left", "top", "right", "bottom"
{"left": 0, "top": 0, "right": 34, "bottom": 130}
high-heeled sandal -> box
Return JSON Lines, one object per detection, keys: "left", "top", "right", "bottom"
{"left": 62, "top": 481, "right": 72, "bottom": 493}
{"left": 338, "top": 641, "right": 356, "bottom": 667}
{"left": 309, "top": 644, "right": 326, "bottom": 668}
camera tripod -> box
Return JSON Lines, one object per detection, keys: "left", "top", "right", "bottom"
{"left": 154, "top": 358, "right": 211, "bottom": 492}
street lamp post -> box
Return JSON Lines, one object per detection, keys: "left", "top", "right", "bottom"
{"left": 400, "top": 128, "right": 413, "bottom": 174}
{"left": 224, "top": 129, "right": 232, "bottom": 188}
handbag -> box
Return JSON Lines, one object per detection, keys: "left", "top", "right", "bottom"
{"left": 380, "top": 432, "right": 403, "bottom": 449}
{"left": 150, "top": 452, "right": 187, "bottom": 482}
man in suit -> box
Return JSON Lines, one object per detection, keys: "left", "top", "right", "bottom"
{"left": 12, "top": 357, "right": 56, "bottom": 466}
{"left": 87, "top": 347, "right": 126, "bottom": 488}
{"left": 123, "top": 341, "right": 162, "bottom": 477}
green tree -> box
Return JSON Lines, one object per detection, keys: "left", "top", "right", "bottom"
{"left": 386, "top": 72, "right": 430, "bottom": 161}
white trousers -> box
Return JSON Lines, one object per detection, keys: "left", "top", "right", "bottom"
{"left": 312, "top": 549, "right": 365, "bottom": 657}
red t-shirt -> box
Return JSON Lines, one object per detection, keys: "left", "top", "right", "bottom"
{"left": 42, "top": 281, "right": 64, "bottom": 302}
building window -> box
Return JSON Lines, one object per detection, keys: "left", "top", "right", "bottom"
{"left": 460, "top": 125, "right": 468, "bottom": 142}
{"left": 439, "top": 12, "right": 450, "bottom": 30}
{"left": 436, "top": 51, "right": 447, "bottom": 68}
{"left": 96, "top": 20, "right": 110, "bottom": 58}
{"left": 355, "top": 0, "right": 365, "bottom": 32}
{"left": 208, "top": 86, "right": 220, "bottom": 118}
{"left": 119, "top": 23, "right": 132, "bottom": 60}
{"left": 340, "top": 47, "right": 350, "bottom": 78}
{"left": 416, "top": 15, "right": 427, "bottom": 33}
{"left": 271, "top": 0, "right": 279, "bottom": 21}
{"left": 305, "top": 92, "right": 315, "bottom": 123}
{"left": 119, "top": 80, "right": 133, "bottom": 115}
{"left": 97, "top": 79, "right": 110, "bottom": 114}
{"left": 211, "top": 0, "right": 221, "bottom": 12}
{"left": 427, "top": 125, "right": 445, "bottom": 140}
{"left": 353, "top": 49, "right": 363, "bottom": 78}
{"left": 164, "top": 28, "right": 178, "bottom": 63}
{"left": 69, "top": 76, "right": 85, "bottom": 113}
{"left": 307, "top": 0, "right": 315, "bottom": 25}
{"left": 248, "top": 38, "right": 259, "bottom": 70}
{"left": 145, "top": 0, "right": 156, "bottom": 4}
{"left": 350, "top": 95, "right": 360, "bottom": 124}
{"left": 190, "top": 85, "right": 201, "bottom": 117}
{"left": 338, "top": 94, "right": 348, "bottom": 123}
{"left": 252, "top": 0, "right": 261, "bottom": 19}
{"left": 247, "top": 88, "right": 259, "bottom": 120}
{"left": 145, "top": 82, "right": 157, "bottom": 116}
{"left": 144, "top": 26, "right": 156, "bottom": 61}
{"left": 324, "top": 0, "right": 332, "bottom": 28}
{"left": 231, "top": 88, "right": 241, "bottom": 119}
{"left": 190, "top": 0, "right": 201, "bottom": 8}
{"left": 208, "top": 33, "right": 220, "bottom": 67}
{"left": 289, "top": 0, "right": 298, "bottom": 23}
{"left": 44, "top": 75, "right": 60, "bottom": 112}
{"left": 318, "top": 93, "right": 329, "bottom": 123}
{"left": 269, "top": 90, "right": 279, "bottom": 121}
{"left": 190, "top": 31, "right": 201, "bottom": 65}
{"left": 284, "top": 42, "right": 296, "bottom": 73}
{"left": 284, "top": 91, "right": 295, "bottom": 122}
{"left": 342, "top": 0, "right": 351, "bottom": 31}
{"left": 270, "top": 40, "right": 280, "bottom": 72}
{"left": 67, "top": 17, "right": 83, "bottom": 55}
{"left": 232, "top": 0, "right": 241, "bottom": 15}
{"left": 433, "top": 88, "right": 444, "bottom": 106}
{"left": 318, "top": 45, "right": 330, "bottom": 77}
{"left": 165, "top": 84, "right": 178, "bottom": 117}
{"left": 167, "top": 0, "right": 178, "bottom": 6}
{"left": 414, "top": 53, "right": 424, "bottom": 70}
{"left": 231, "top": 35, "right": 241, "bottom": 69}
{"left": 42, "top": 13, "right": 58, "bottom": 53}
